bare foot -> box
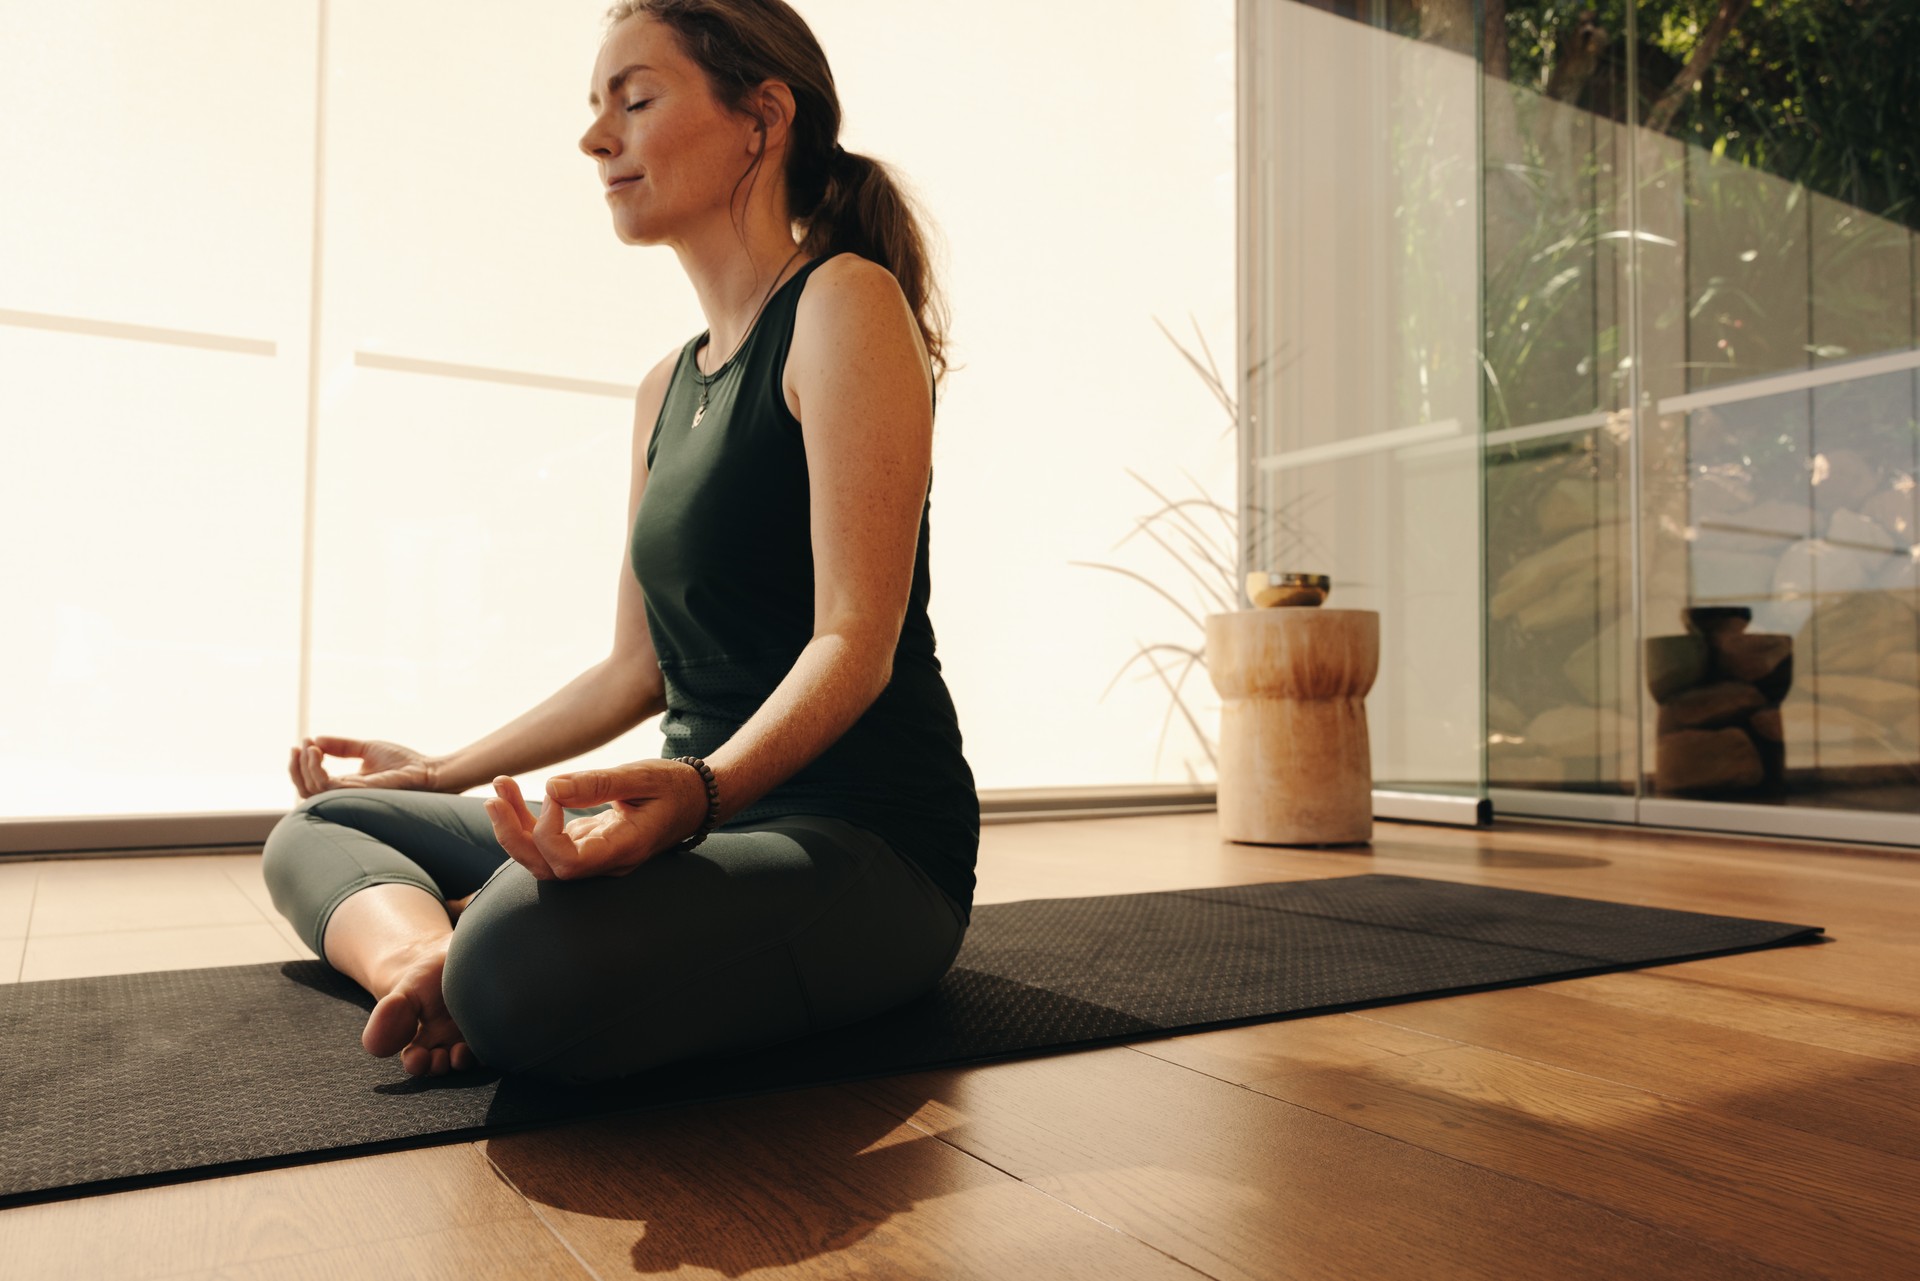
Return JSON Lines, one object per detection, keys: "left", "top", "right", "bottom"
{"left": 363, "top": 934, "right": 478, "bottom": 1076}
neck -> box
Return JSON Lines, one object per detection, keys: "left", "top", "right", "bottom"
{"left": 679, "top": 229, "right": 809, "bottom": 364}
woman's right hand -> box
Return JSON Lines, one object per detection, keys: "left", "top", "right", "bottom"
{"left": 289, "top": 735, "right": 438, "bottom": 798}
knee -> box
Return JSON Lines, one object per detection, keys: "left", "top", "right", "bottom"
{"left": 289, "top": 788, "right": 380, "bottom": 823}
{"left": 442, "top": 878, "right": 669, "bottom": 1084}
{"left": 258, "top": 804, "right": 321, "bottom": 901}
{"left": 261, "top": 792, "right": 349, "bottom": 882}
{"left": 440, "top": 886, "right": 572, "bottom": 1078}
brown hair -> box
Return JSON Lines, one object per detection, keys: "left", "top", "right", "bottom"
{"left": 601, "top": 0, "right": 955, "bottom": 397}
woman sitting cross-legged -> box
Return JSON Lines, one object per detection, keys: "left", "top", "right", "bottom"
{"left": 259, "top": 0, "right": 978, "bottom": 1085}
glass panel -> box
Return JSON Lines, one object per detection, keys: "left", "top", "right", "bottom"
{"left": 1244, "top": 1, "right": 1484, "bottom": 798}
{"left": 1634, "top": 0, "right": 1920, "bottom": 814}
{"left": 1480, "top": 2, "right": 1636, "bottom": 797}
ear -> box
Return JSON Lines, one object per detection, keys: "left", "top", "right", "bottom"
{"left": 746, "top": 79, "right": 797, "bottom": 149}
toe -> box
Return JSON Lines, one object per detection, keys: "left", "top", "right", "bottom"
{"left": 363, "top": 991, "right": 420, "bottom": 1058}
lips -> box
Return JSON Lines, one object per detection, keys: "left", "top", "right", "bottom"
{"left": 607, "top": 175, "right": 642, "bottom": 191}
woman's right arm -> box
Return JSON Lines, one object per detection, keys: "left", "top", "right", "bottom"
{"left": 427, "top": 345, "right": 684, "bottom": 795}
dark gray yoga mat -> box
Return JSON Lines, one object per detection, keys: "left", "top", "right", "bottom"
{"left": 0, "top": 873, "right": 1822, "bottom": 1208}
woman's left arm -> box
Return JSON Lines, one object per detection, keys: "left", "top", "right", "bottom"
{"left": 702, "top": 255, "right": 934, "bottom": 818}
{"left": 487, "top": 257, "right": 934, "bottom": 878}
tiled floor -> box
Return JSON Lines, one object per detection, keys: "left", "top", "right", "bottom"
{"left": 0, "top": 853, "right": 318, "bottom": 984}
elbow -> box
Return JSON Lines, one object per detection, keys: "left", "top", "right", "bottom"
{"left": 825, "top": 630, "right": 895, "bottom": 699}
{"left": 638, "top": 681, "right": 669, "bottom": 723}
{"left": 855, "top": 644, "right": 894, "bottom": 701}
{"left": 605, "top": 656, "right": 667, "bottom": 723}
{"left": 812, "top": 614, "right": 899, "bottom": 701}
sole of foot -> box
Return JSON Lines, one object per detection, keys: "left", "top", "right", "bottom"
{"left": 363, "top": 937, "right": 478, "bottom": 1076}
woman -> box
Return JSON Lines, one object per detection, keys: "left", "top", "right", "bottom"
{"left": 260, "top": 0, "right": 977, "bottom": 1085}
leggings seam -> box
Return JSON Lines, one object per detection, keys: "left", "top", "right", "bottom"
{"left": 505, "top": 839, "right": 894, "bottom": 1076}
{"left": 785, "top": 938, "right": 820, "bottom": 1033}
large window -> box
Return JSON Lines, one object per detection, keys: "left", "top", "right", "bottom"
{"left": 1, "top": 1, "right": 1236, "bottom": 835}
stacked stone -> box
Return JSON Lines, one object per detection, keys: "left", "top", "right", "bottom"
{"left": 1646, "top": 607, "right": 1792, "bottom": 794}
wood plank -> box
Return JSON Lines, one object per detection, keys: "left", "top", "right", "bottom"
{"left": 973, "top": 813, "right": 1351, "bottom": 903}
{"left": 1359, "top": 837, "right": 1858, "bottom": 932}
{"left": 848, "top": 1047, "right": 1804, "bottom": 1281}
{"left": 1369, "top": 821, "right": 1920, "bottom": 923}
{"left": 208, "top": 1217, "right": 590, "bottom": 1280}
{"left": 1626, "top": 937, "right": 1920, "bottom": 1017}
{"left": 479, "top": 1080, "right": 1208, "bottom": 1280}
{"left": 1130, "top": 1011, "right": 1456, "bottom": 1085}
{"left": 0, "top": 1145, "right": 534, "bottom": 1280}
{"left": 1348, "top": 985, "right": 1920, "bottom": 1160}
{"left": 1244, "top": 1042, "right": 1920, "bottom": 1278}
{"left": 1536, "top": 967, "right": 1920, "bottom": 1061}
{"left": 1373, "top": 818, "right": 1920, "bottom": 882}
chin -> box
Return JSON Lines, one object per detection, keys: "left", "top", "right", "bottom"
{"left": 611, "top": 220, "right": 656, "bottom": 248}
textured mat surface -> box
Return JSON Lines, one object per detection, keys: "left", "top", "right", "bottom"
{"left": 0, "top": 873, "right": 1822, "bottom": 1207}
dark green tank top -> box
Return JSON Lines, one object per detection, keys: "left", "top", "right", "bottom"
{"left": 629, "top": 252, "right": 979, "bottom": 919}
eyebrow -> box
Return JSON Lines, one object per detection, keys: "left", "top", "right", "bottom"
{"left": 589, "top": 63, "right": 658, "bottom": 109}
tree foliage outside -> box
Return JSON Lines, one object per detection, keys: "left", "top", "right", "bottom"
{"left": 1491, "top": 0, "right": 1919, "bottom": 225}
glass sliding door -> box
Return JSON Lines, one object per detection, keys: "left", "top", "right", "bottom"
{"left": 1483, "top": 0, "right": 1920, "bottom": 843}
{"left": 1241, "top": 0, "right": 1486, "bottom": 812}
{"left": 1479, "top": 1, "right": 1638, "bottom": 818}
{"left": 1246, "top": 0, "right": 1919, "bottom": 848}
{"left": 1629, "top": 0, "right": 1920, "bottom": 842}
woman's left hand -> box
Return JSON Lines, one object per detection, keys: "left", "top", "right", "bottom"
{"left": 483, "top": 761, "right": 709, "bottom": 880}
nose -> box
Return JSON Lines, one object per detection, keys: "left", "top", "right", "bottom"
{"left": 579, "top": 117, "right": 617, "bottom": 164}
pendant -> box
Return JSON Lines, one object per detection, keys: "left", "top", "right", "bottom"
{"left": 692, "top": 398, "right": 707, "bottom": 429}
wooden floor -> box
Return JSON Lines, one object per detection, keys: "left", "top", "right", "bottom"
{"left": 1, "top": 812, "right": 1916, "bottom": 1280}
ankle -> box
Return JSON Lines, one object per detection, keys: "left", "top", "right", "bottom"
{"left": 321, "top": 882, "right": 456, "bottom": 998}
{"left": 367, "top": 930, "right": 450, "bottom": 999}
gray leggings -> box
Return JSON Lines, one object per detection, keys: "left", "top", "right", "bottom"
{"left": 259, "top": 789, "right": 968, "bottom": 1084}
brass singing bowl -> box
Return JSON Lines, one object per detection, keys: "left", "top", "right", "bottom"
{"left": 1247, "top": 571, "right": 1331, "bottom": 608}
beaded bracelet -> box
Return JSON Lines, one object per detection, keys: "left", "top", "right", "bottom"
{"left": 672, "top": 755, "right": 721, "bottom": 852}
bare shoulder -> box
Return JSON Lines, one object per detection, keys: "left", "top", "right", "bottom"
{"left": 784, "top": 253, "right": 932, "bottom": 422}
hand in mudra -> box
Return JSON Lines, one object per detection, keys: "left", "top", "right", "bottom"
{"left": 289, "top": 735, "right": 437, "bottom": 798}
{"left": 484, "top": 761, "right": 709, "bottom": 881}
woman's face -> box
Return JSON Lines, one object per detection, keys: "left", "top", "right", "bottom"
{"left": 579, "top": 17, "right": 770, "bottom": 246}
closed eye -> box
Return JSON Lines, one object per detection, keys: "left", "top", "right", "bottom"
{"left": 626, "top": 99, "right": 651, "bottom": 112}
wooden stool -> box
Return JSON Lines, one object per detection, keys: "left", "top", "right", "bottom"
{"left": 1205, "top": 608, "right": 1380, "bottom": 845}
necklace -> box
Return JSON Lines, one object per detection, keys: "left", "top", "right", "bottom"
{"left": 693, "top": 246, "right": 807, "bottom": 429}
